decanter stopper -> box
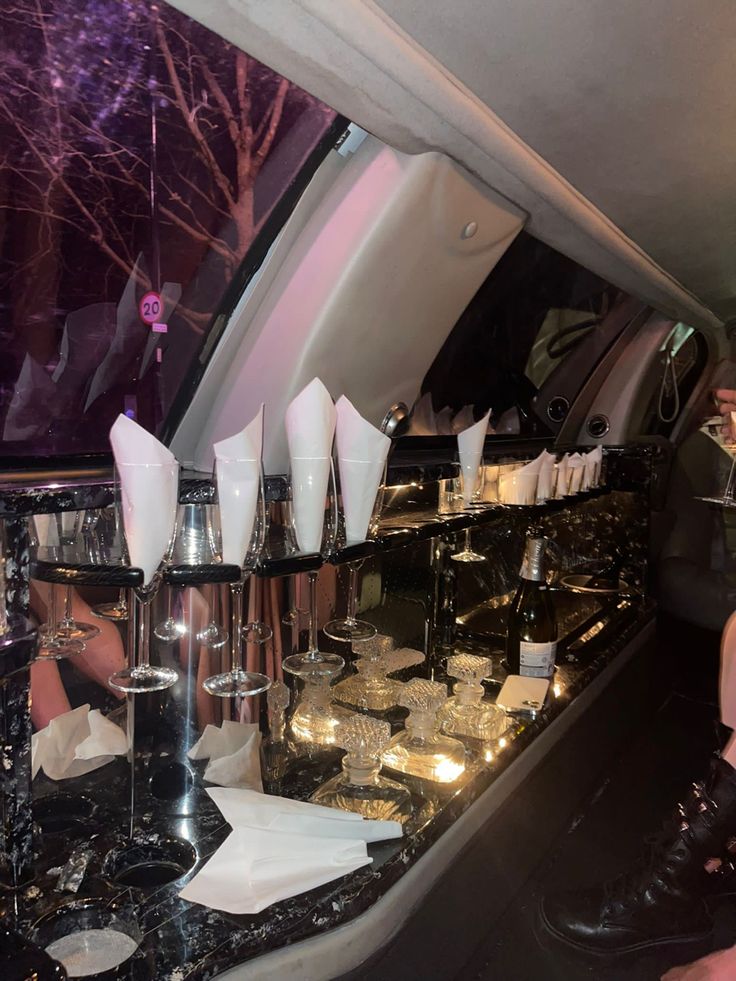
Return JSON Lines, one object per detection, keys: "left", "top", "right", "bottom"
{"left": 446, "top": 654, "right": 491, "bottom": 686}
{"left": 335, "top": 715, "right": 392, "bottom": 758}
{"left": 356, "top": 633, "right": 394, "bottom": 662}
{"left": 398, "top": 678, "right": 447, "bottom": 714}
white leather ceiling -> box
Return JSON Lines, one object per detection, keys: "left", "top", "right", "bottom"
{"left": 377, "top": 0, "right": 736, "bottom": 321}
{"left": 168, "top": 0, "right": 729, "bottom": 329}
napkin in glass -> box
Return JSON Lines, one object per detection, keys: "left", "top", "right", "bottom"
{"left": 32, "top": 704, "right": 127, "bottom": 781}
{"left": 567, "top": 452, "right": 585, "bottom": 494}
{"left": 583, "top": 446, "right": 603, "bottom": 489}
{"left": 285, "top": 378, "right": 336, "bottom": 553}
{"left": 457, "top": 409, "right": 492, "bottom": 505}
{"left": 335, "top": 396, "right": 391, "bottom": 543}
{"left": 536, "top": 450, "right": 557, "bottom": 502}
{"left": 179, "top": 826, "right": 372, "bottom": 915}
{"left": 207, "top": 787, "right": 402, "bottom": 842}
{"left": 555, "top": 453, "right": 571, "bottom": 499}
{"left": 214, "top": 405, "right": 263, "bottom": 566}
{"left": 498, "top": 459, "right": 539, "bottom": 504}
{"left": 109, "top": 414, "right": 179, "bottom": 583}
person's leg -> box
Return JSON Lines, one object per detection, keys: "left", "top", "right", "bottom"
{"left": 539, "top": 612, "right": 736, "bottom": 956}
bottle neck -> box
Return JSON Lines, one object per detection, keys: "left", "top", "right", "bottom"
{"left": 519, "top": 537, "right": 546, "bottom": 582}
{"left": 406, "top": 707, "right": 439, "bottom": 740}
{"left": 454, "top": 680, "right": 484, "bottom": 705}
{"left": 343, "top": 753, "right": 381, "bottom": 786}
{"left": 270, "top": 711, "right": 286, "bottom": 743}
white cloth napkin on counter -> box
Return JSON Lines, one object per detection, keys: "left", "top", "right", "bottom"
{"left": 583, "top": 446, "right": 603, "bottom": 489}
{"left": 207, "top": 787, "right": 402, "bottom": 842}
{"left": 335, "top": 396, "right": 391, "bottom": 543}
{"left": 188, "top": 721, "right": 262, "bottom": 791}
{"left": 109, "top": 414, "right": 179, "bottom": 584}
{"left": 457, "top": 409, "right": 492, "bottom": 505}
{"left": 214, "top": 405, "right": 263, "bottom": 566}
{"left": 179, "top": 826, "right": 372, "bottom": 915}
{"left": 567, "top": 452, "right": 585, "bottom": 494}
{"left": 285, "top": 378, "right": 336, "bottom": 553}
{"left": 32, "top": 705, "right": 128, "bottom": 781}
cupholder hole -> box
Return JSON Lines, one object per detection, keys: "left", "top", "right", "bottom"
{"left": 103, "top": 835, "right": 196, "bottom": 889}
{"left": 34, "top": 794, "right": 96, "bottom": 835}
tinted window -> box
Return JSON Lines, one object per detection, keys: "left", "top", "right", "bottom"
{"left": 417, "top": 231, "right": 627, "bottom": 435}
{"left": 0, "top": 0, "right": 338, "bottom": 459}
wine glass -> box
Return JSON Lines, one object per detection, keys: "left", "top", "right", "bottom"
{"left": 88, "top": 500, "right": 129, "bottom": 622}
{"left": 452, "top": 462, "right": 486, "bottom": 562}
{"left": 196, "top": 583, "right": 228, "bottom": 650}
{"left": 323, "top": 461, "right": 385, "bottom": 644}
{"left": 109, "top": 462, "right": 180, "bottom": 694}
{"left": 282, "top": 459, "right": 344, "bottom": 676}
{"left": 29, "top": 515, "right": 85, "bottom": 661}
{"left": 203, "top": 466, "right": 272, "bottom": 697}
{"left": 91, "top": 587, "right": 129, "bottom": 622}
{"left": 53, "top": 511, "right": 101, "bottom": 644}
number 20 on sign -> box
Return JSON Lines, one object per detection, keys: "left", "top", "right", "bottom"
{"left": 139, "top": 291, "right": 162, "bottom": 325}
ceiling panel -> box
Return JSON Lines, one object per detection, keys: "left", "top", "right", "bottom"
{"left": 377, "top": 0, "right": 736, "bottom": 319}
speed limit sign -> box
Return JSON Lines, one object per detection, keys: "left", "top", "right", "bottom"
{"left": 139, "top": 291, "right": 162, "bottom": 325}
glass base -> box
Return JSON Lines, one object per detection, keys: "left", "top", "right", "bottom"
{"left": 310, "top": 772, "right": 413, "bottom": 824}
{"left": 196, "top": 622, "right": 228, "bottom": 649}
{"left": 154, "top": 618, "right": 187, "bottom": 643}
{"left": 323, "top": 618, "right": 377, "bottom": 644}
{"left": 109, "top": 664, "right": 178, "bottom": 694}
{"left": 382, "top": 731, "right": 467, "bottom": 783}
{"left": 451, "top": 550, "right": 486, "bottom": 563}
{"left": 202, "top": 669, "right": 271, "bottom": 698}
{"left": 282, "top": 651, "right": 345, "bottom": 678}
{"left": 36, "top": 634, "right": 85, "bottom": 660}
{"left": 91, "top": 602, "right": 128, "bottom": 622}
{"left": 241, "top": 621, "right": 273, "bottom": 645}
{"left": 56, "top": 620, "right": 101, "bottom": 643}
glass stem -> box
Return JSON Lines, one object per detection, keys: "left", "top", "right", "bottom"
{"left": 136, "top": 592, "right": 152, "bottom": 671}
{"left": 307, "top": 571, "right": 318, "bottom": 657}
{"left": 465, "top": 528, "right": 472, "bottom": 551}
{"left": 117, "top": 587, "right": 127, "bottom": 614}
{"left": 63, "top": 585, "right": 73, "bottom": 627}
{"left": 231, "top": 580, "right": 245, "bottom": 674}
{"left": 726, "top": 454, "right": 736, "bottom": 501}
{"left": 346, "top": 563, "right": 359, "bottom": 626}
{"left": 48, "top": 584, "right": 58, "bottom": 639}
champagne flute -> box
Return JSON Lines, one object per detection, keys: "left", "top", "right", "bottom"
{"left": 282, "top": 459, "right": 344, "bottom": 676}
{"left": 203, "top": 464, "right": 272, "bottom": 697}
{"left": 109, "top": 462, "right": 180, "bottom": 694}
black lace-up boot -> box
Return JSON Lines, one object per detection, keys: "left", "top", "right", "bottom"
{"left": 540, "top": 757, "right": 736, "bottom": 955}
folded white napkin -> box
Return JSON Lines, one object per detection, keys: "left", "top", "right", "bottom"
{"left": 583, "top": 446, "right": 603, "bottom": 489}
{"left": 188, "top": 721, "right": 262, "bottom": 791}
{"left": 207, "top": 787, "right": 402, "bottom": 842}
{"left": 179, "top": 826, "right": 372, "bottom": 915}
{"left": 335, "top": 396, "right": 391, "bottom": 543}
{"left": 536, "top": 451, "right": 557, "bottom": 502}
{"left": 285, "top": 378, "right": 336, "bottom": 553}
{"left": 32, "top": 705, "right": 127, "bottom": 781}
{"left": 567, "top": 453, "right": 585, "bottom": 494}
{"left": 555, "top": 454, "right": 570, "bottom": 498}
{"left": 109, "top": 415, "right": 179, "bottom": 584}
{"left": 214, "top": 406, "right": 263, "bottom": 566}
{"left": 498, "top": 460, "right": 539, "bottom": 505}
{"left": 457, "top": 410, "right": 492, "bottom": 505}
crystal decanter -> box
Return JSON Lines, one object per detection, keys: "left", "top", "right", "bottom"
{"left": 438, "top": 654, "right": 508, "bottom": 744}
{"left": 310, "top": 715, "right": 413, "bottom": 824}
{"left": 332, "top": 634, "right": 398, "bottom": 712}
{"left": 288, "top": 662, "right": 356, "bottom": 747}
{"left": 261, "top": 680, "right": 298, "bottom": 789}
{"left": 382, "top": 678, "right": 466, "bottom": 783}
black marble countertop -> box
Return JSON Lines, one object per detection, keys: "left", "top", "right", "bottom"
{"left": 5, "top": 598, "right": 655, "bottom": 981}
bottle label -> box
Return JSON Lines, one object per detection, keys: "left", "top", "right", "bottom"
{"left": 519, "top": 641, "right": 557, "bottom": 677}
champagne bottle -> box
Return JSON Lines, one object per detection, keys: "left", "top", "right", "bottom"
{"left": 506, "top": 536, "right": 557, "bottom": 677}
